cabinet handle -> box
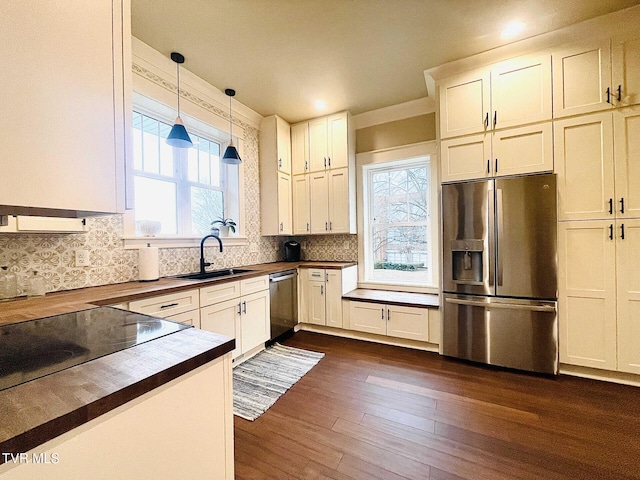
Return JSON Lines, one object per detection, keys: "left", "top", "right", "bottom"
{"left": 237, "top": 302, "right": 242, "bottom": 315}
{"left": 487, "top": 160, "right": 490, "bottom": 174}
{"left": 493, "top": 110, "right": 497, "bottom": 128}
{"left": 328, "top": 156, "right": 331, "bottom": 167}
{"left": 387, "top": 308, "right": 390, "bottom": 321}
{"left": 329, "top": 221, "right": 332, "bottom": 231}
{"left": 278, "top": 158, "right": 282, "bottom": 168}
{"left": 495, "top": 158, "right": 498, "bottom": 173}
{"left": 609, "top": 224, "right": 614, "bottom": 240}
{"left": 160, "top": 303, "right": 178, "bottom": 309}
{"left": 606, "top": 87, "right": 612, "bottom": 104}
{"left": 325, "top": 222, "right": 328, "bottom": 231}
{"left": 620, "top": 197, "right": 625, "bottom": 214}
{"left": 242, "top": 301, "right": 247, "bottom": 314}
{"left": 305, "top": 160, "right": 308, "bottom": 171}
{"left": 617, "top": 85, "right": 622, "bottom": 102}
{"left": 484, "top": 112, "right": 489, "bottom": 129}
{"left": 324, "top": 157, "right": 327, "bottom": 168}
{"left": 381, "top": 308, "right": 384, "bottom": 320}
{"left": 280, "top": 222, "right": 283, "bottom": 231}
{"left": 306, "top": 222, "right": 310, "bottom": 231}
{"left": 320, "top": 285, "right": 324, "bottom": 295}
{"left": 621, "top": 223, "right": 625, "bottom": 240}
{"left": 609, "top": 198, "right": 613, "bottom": 215}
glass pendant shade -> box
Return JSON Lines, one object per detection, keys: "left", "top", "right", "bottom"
{"left": 166, "top": 52, "right": 192, "bottom": 148}
{"left": 222, "top": 88, "right": 242, "bottom": 164}
{"left": 166, "top": 116, "right": 193, "bottom": 148}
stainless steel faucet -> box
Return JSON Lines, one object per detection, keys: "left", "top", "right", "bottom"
{"left": 200, "top": 234, "right": 223, "bottom": 273}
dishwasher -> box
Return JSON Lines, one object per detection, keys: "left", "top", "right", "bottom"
{"left": 269, "top": 269, "right": 298, "bottom": 343}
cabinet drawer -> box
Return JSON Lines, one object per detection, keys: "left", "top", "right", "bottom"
{"left": 128, "top": 289, "right": 199, "bottom": 317}
{"left": 167, "top": 309, "right": 201, "bottom": 328}
{"left": 240, "top": 275, "right": 269, "bottom": 295}
{"left": 308, "top": 269, "right": 325, "bottom": 281}
{"left": 200, "top": 281, "right": 241, "bottom": 307}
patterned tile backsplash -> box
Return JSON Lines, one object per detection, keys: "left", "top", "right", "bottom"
{"left": 0, "top": 125, "right": 358, "bottom": 296}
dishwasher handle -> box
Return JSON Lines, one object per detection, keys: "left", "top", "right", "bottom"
{"left": 270, "top": 273, "right": 296, "bottom": 283}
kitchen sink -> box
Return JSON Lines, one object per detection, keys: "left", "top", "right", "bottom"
{"left": 174, "top": 268, "right": 255, "bottom": 281}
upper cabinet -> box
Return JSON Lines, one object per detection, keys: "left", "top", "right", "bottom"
{"left": 259, "top": 115, "right": 293, "bottom": 235}
{"left": 439, "top": 54, "right": 552, "bottom": 139}
{"left": 0, "top": 0, "right": 130, "bottom": 217}
{"left": 291, "top": 122, "right": 309, "bottom": 175}
{"left": 307, "top": 112, "right": 349, "bottom": 172}
{"left": 553, "top": 34, "right": 640, "bottom": 117}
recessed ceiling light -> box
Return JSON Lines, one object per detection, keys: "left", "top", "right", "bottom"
{"left": 500, "top": 21, "right": 525, "bottom": 40}
{"left": 314, "top": 100, "right": 327, "bottom": 111}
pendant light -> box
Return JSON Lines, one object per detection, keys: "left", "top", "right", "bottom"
{"left": 222, "top": 88, "right": 242, "bottom": 164}
{"left": 166, "top": 52, "right": 193, "bottom": 148}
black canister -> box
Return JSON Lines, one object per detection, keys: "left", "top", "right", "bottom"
{"left": 284, "top": 241, "right": 301, "bottom": 261}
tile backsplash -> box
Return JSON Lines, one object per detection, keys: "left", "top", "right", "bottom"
{"left": 0, "top": 125, "right": 358, "bottom": 295}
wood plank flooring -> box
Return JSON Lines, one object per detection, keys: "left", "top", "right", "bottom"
{"left": 234, "top": 331, "right": 640, "bottom": 479}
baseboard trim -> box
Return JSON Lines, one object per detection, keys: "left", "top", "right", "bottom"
{"left": 559, "top": 364, "right": 640, "bottom": 387}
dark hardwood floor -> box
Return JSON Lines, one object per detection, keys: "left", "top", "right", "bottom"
{"left": 234, "top": 331, "right": 640, "bottom": 479}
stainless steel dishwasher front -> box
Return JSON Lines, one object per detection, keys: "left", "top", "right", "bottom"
{"left": 269, "top": 269, "right": 298, "bottom": 342}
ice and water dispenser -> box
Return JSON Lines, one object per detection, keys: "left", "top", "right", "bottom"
{"left": 450, "top": 239, "right": 484, "bottom": 285}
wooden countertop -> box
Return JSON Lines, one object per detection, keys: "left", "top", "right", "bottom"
{"left": 343, "top": 288, "right": 439, "bottom": 308}
{"left": 0, "top": 261, "right": 357, "bottom": 325}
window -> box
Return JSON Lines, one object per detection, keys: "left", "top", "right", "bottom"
{"left": 132, "top": 112, "right": 236, "bottom": 237}
{"left": 363, "top": 158, "right": 431, "bottom": 285}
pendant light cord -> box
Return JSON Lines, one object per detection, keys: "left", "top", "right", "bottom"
{"left": 229, "top": 95, "right": 233, "bottom": 140}
{"left": 176, "top": 62, "right": 181, "bottom": 116}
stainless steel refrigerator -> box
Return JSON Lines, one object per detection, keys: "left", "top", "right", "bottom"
{"left": 441, "top": 173, "right": 558, "bottom": 374}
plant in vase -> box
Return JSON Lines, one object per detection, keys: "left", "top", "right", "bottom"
{"left": 211, "top": 217, "right": 237, "bottom": 237}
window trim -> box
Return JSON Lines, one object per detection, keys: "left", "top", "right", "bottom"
{"left": 356, "top": 141, "right": 439, "bottom": 293}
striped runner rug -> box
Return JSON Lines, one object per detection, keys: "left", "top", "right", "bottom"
{"left": 232, "top": 343, "right": 325, "bottom": 421}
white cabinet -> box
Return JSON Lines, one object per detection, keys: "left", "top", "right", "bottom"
{"left": 438, "top": 54, "right": 552, "bottom": 139}
{"left": 128, "top": 289, "right": 201, "bottom": 328}
{"left": 200, "top": 276, "right": 270, "bottom": 360}
{"left": 308, "top": 112, "right": 349, "bottom": 172}
{"left": 292, "top": 175, "right": 311, "bottom": 235}
{"left": 553, "top": 35, "right": 640, "bottom": 117}
{"left": 291, "top": 122, "right": 310, "bottom": 175}
{"left": 308, "top": 168, "right": 355, "bottom": 233}
{"left": 558, "top": 219, "right": 640, "bottom": 374}
{"left": 440, "top": 122, "right": 552, "bottom": 183}
{"left": 0, "top": 0, "right": 129, "bottom": 216}
{"left": 555, "top": 109, "right": 640, "bottom": 221}
{"left": 299, "top": 266, "right": 357, "bottom": 328}
{"left": 260, "top": 115, "right": 293, "bottom": 235}
{"left": 347, "top": 301, "right": 437, "bottom": 343}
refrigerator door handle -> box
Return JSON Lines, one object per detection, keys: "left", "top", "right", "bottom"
{"left": 488, "top": 186, "right": 495, "bottom": 288}
{"left": 445, "top": 297, "right": 556, "bottom": 313}
{"left": 496, "top": 188, "right": 504, "bottom": 287}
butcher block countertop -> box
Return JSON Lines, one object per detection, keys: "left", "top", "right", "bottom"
{"left": 0, "top": 261, "right": 354, "bottom": 459}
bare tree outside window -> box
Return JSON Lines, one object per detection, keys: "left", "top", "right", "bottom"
{"left": 368, "top": 163, "right": 430, "bottom": 284}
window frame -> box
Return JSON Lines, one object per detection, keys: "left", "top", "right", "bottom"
{"left": 123, "top": 95, "right": 246, "bottom": 249}
{"left": 356, "top": 141, "right": 439, "bottom": 293}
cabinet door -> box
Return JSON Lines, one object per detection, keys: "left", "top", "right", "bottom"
{"left": 309, "top": 172, "right": 329, "bottom": 234}
{"left": 616, "top": 219, "right": 640, "bottom": 374}
{"left": 277, "top": 173, "right": 292, "bottom": 234}
{"left": 613, "top": 107, "right": 640, "bottom": 218}
{"left": 348, "top": 301, "right": 387, "bottom": 335}
{"left": 552, "top": 39, "right": 613, "bottom": 117}
{"left": 292, "top": 174, "right": 311, "bottom": 235}
{"left": 439, "top": 68, "right": 490, "bottom": 139}
{"left": 554, "top": 113, "right": 615, "bottom": 221}
{"left": 493, "top": 122, "right": 553, "bottom": 177}
{"left": 386, "top": 305, "right": 429, "bottom": 342}
{"left": 297, "top": 268, "right": 310, "bottom": 323}
{"left": 428, "top": 308, "right": 441, "bottom": 345}
{"left": 200, "top": 281, "right": 241, "bottom": 307}
{"left": 276, "top": 116, "right": 291, "bottom": 174}
{"left": 327, "top": 112, "right": 348, "bottom": 169}
{"left": 241, "top": 290, "right": 270, "bottom": 354}
{"left": 558, "top": 221, "right": 617, "bottom": 370}
{"left": 491, "top": 54, "right": 552, "bottom": 130}
{"left": 308, "top": 117, "right": 328, "bottom": 172}
{"left": 611, "top": 34, "right": 640, "bottom": 107}
{"left": 240, "top": 275, "right": 269, "bottom": 296}
{"left": 308, "top": 280, "right": 326, "bottom": 326}
{"left": 167, "top": 309, "right": 201, "bottom": 329}
{"left": 201, "top": 298, "right": 241, "bottom": 359}
{"left": 291, "top": 122, "right": 309, "bottom": 175}
{"left": 325, "top": 270, "right": 343, "bottom": 328}
{"left": 440, "top": 133, "right": 491, "bottom": 182}
{"left": 328, "top": 168, "right": 350, "bottom": 233}
{"left": 0, "top": 0, "right": 124, "bottom": 214}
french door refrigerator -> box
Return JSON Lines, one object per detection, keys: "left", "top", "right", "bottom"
{"left": 441, "top": 173, "right": 558, "bottom": 374}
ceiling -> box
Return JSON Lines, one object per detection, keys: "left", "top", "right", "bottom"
{"left": 132, "top": 0, "right": 640, "bottom": 124}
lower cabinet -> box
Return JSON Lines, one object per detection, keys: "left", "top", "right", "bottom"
{"left": 127, "top": 289, "right": 201, "bottom": 328}
{"left": 200, "top": 276, "right": 270, "bottom": 360}
{"left": 348, "top": 301, "right": 437, "bottom": 343}
{"left": 299, "top": 266, "right": 357, "bottom": 328}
